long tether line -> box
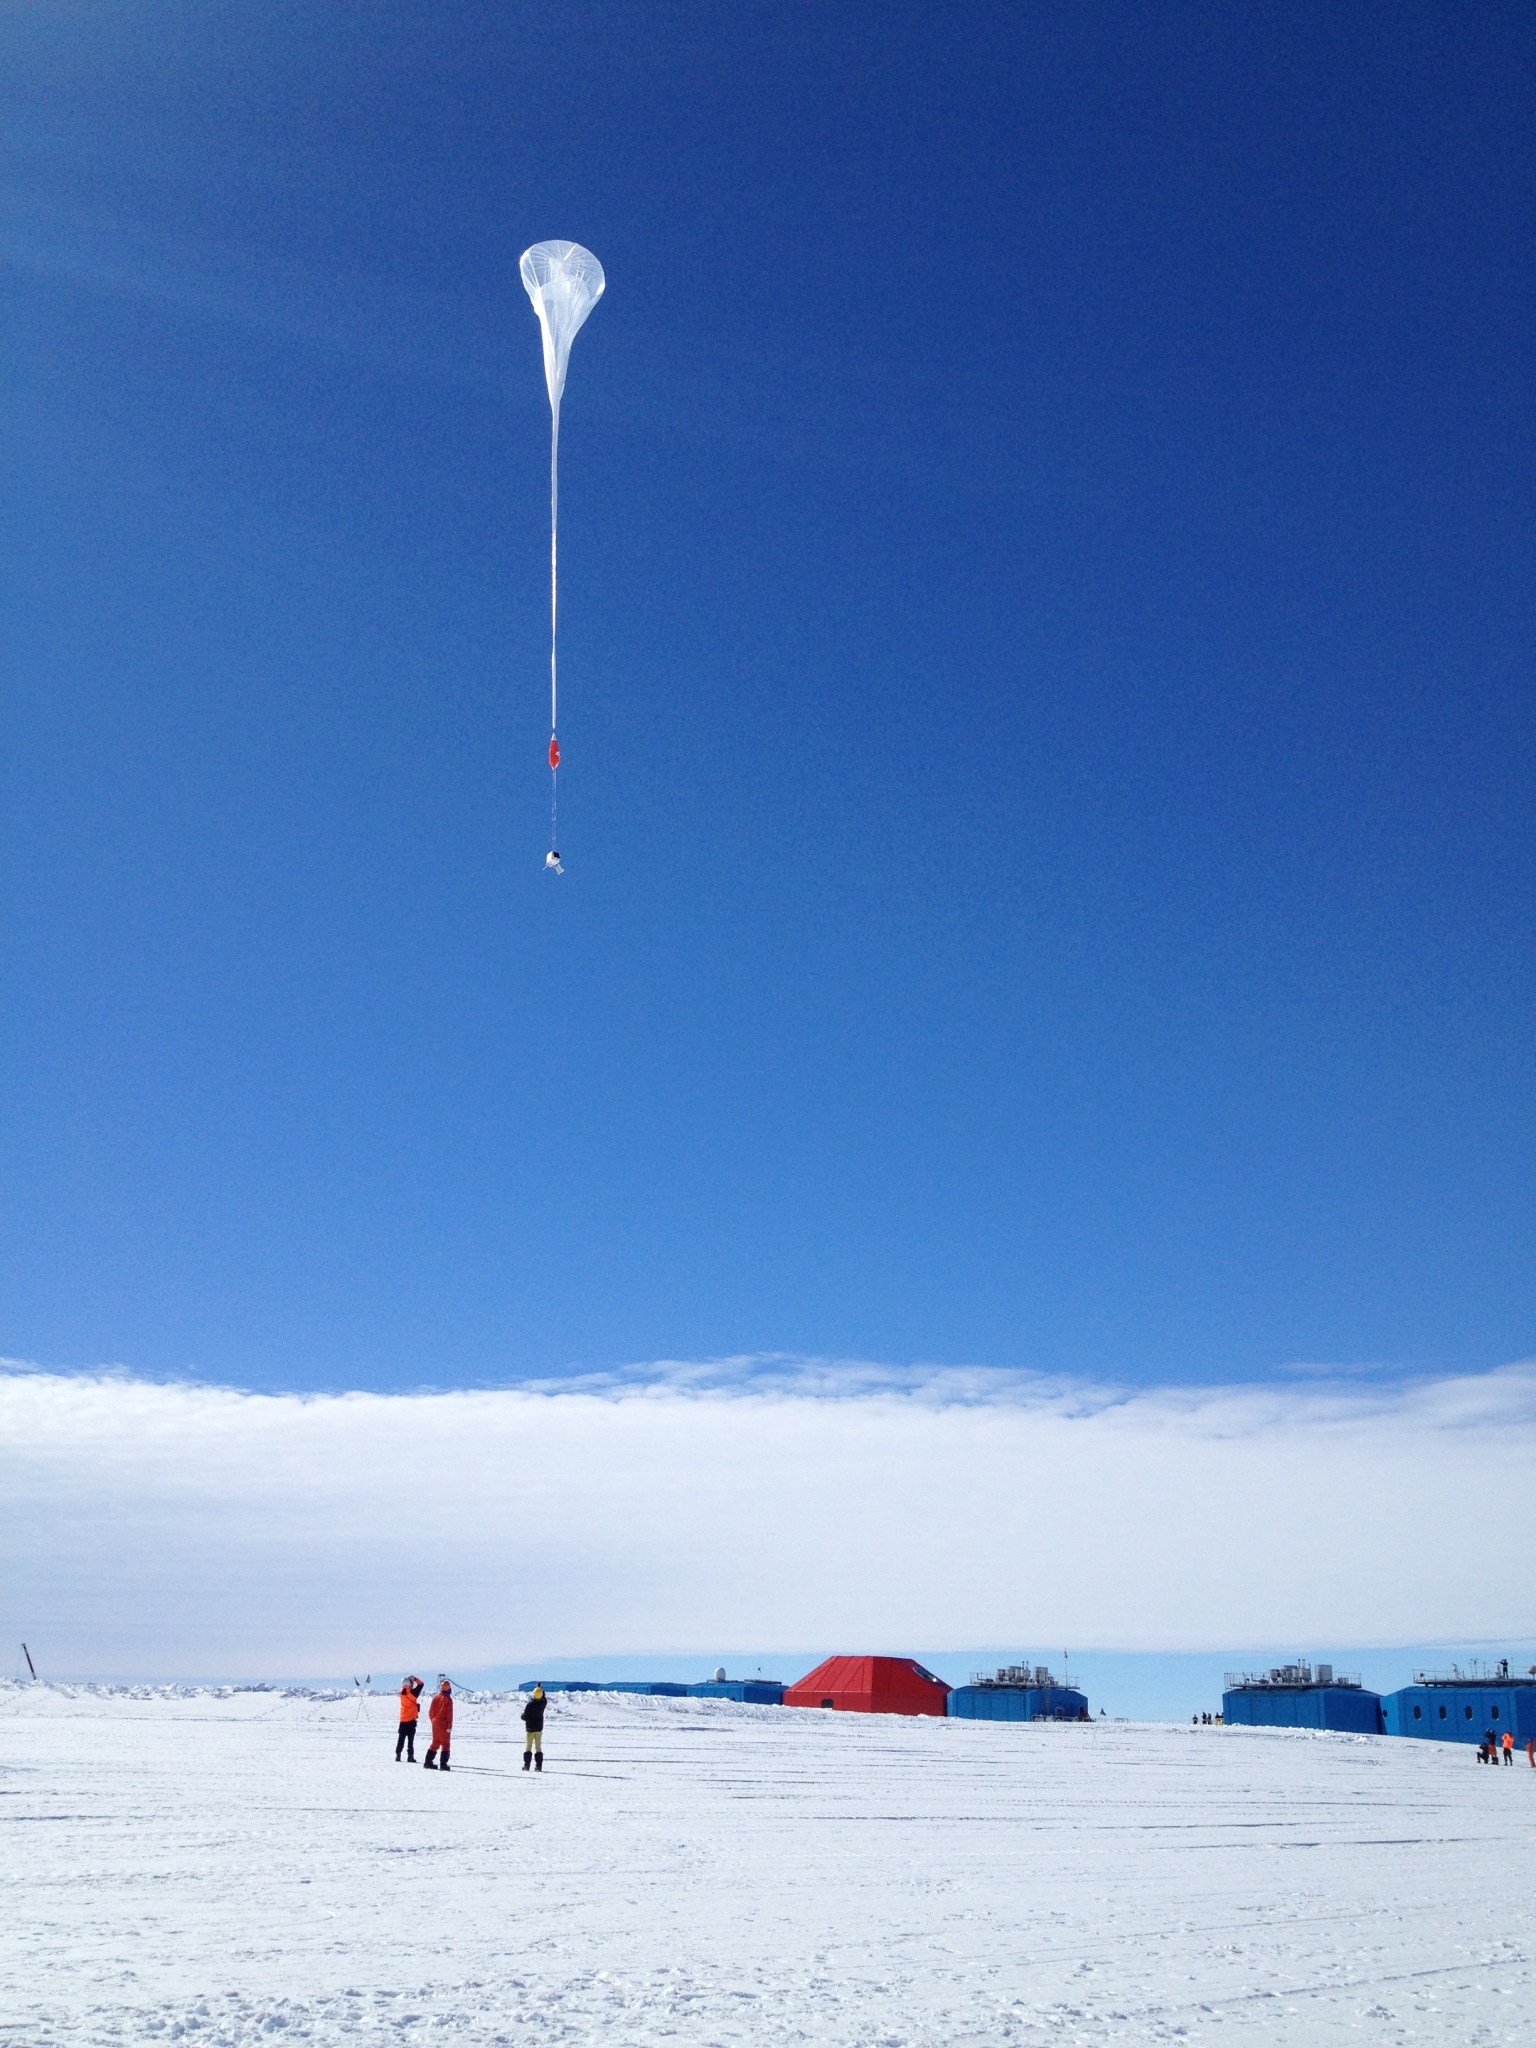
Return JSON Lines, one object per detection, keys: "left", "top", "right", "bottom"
{"left": 550, "top": 402, "right": 559, "bottom": 740}
{"left": 548, "top": 400, "right": 561, "bottom": 858}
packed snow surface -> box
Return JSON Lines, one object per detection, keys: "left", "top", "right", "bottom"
{"left": 3, "top": 1684, "right": 1531, "bottom": 2044}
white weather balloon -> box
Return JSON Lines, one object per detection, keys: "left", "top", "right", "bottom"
{"left": 520, "top": 239, "right": 605, "bottom": 870}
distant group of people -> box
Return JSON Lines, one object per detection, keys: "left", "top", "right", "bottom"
{"left": 393, "top": 1675, "right": 549, "bottom": 1772}
{"left": 1193, "top": 1712, "right": 1224, "bottom": 1725}
{"left": 1477, "top": 1729, "right": 1534, "bottom": 1766}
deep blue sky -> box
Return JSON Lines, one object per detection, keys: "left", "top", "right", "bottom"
{"left": 4, "top": 1, "right": 1532, "bottom": 1393}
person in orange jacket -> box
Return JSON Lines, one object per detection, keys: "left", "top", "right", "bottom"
{"left": 423, "top": 1679, "right": 453, "bottom": 1771}
{"left": 395, "top": 1675, "right": 424, "bottom": 1762}
{"left": 1502, "top": 1729, "right": 1515, "bottom": 1764}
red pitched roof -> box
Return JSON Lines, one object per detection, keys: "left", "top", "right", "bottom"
{"left": 782, "top": 1654, "right": 950, "bottom": 1717}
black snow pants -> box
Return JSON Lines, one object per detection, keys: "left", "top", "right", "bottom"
{"left": 396, "top": 1719, "right": 417, "bottom": 1761}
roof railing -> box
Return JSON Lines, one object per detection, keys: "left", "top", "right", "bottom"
{"left": 1224, "top": 1662, "right": 1362, "bottom": 1691}
{"left": 967, "top": 1664, "right": 1073, "bottom": 1690}
{"left": 1410, "top": 1657, "right": 1535, "bottom": 1687}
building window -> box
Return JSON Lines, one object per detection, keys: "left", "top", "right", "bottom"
{"left": 1492, "top": 1705, "right": 1500, "bottom": 1719}
{"left": 1438, "top": 1705, "right": 1446, "bottom": 1719}
{"left": 1464, "top": 1705, "right": 1473, "bottom": 1719}
{"left": 1414, "top": 1705, "right": 1423, "bottom": 1720}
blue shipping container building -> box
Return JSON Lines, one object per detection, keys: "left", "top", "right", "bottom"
{"left": 518, "top": 1680, "right": 689, "bottom": 1697}
{"left": 1382, "top": 1661, "right": 1536, "bottom": 1745}
{"left": 686, "top": 1681, "right": 786, "bottom": 1704}
{"left": 1221, "top": 1663, "right": 1383, "bottom": 1734}
{"left": 948, "top": 1663, "right": 1088, "bottom": 1721}
{"left": 948, "top": 1684, "right": 1088, "bottom": 1721}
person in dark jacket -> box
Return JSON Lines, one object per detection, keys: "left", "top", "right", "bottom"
{"left": 395, "top": 1675, "right": 424, "bottom": 1761}
{"left": 424, "top": 1679, "right": 453, "bottom": 1770}
{"left": 522, "top": 1684, "right": 547, "bottom": 1771}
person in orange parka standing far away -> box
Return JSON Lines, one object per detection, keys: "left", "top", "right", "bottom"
{"left": 395, "top": 1675, "right": 424, "bottom": 1762}
{"left": 423, "top": 1679, "right": 453, "bottom": 1771}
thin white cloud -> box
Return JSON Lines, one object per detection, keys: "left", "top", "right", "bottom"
{"left": 3, "top": 1358, "right": 1534, "bottom": 1678}
{"left": 0, "top": 187, "right": 496, "bottom": 390}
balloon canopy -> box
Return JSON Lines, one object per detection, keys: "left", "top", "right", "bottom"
{"left": 519, "top": 240, "right": 606, "bottom": 415}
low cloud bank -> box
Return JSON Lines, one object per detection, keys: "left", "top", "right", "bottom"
{"left": 4, "top": 1359, "right": 1534, "bottom": 1677}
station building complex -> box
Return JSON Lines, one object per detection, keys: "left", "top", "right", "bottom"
{"left": 1222, "top": 1657, "right": 1536, "bottom": 1744}
{"left": 518, "top": 1652, "right": 1535, "bottom": 1741}
{"left": 522, "top": 1656, "right": 1091, "bottom": 1720}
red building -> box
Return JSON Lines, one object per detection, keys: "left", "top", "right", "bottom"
{"left": 782, "top": 1655, "right": 951, "bottom": 1717}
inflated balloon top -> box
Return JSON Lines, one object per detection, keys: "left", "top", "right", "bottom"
{"left": 520, "top": 240, "right": 606, "bottom": 416}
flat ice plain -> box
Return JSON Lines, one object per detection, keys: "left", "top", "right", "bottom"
{"left": 3, "top": 1685, "right": 1530, "bottom": 2045}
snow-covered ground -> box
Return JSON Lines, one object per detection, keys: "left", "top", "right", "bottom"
{"left": 3, "top": 1684, "right": 1531, "bottom": 2045}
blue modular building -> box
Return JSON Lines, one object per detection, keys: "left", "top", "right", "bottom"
{"left": 1381, "top": 1660, "right": 1536, "bottom": 1746}
{"left": 948, "top": 1663, "right": 1088, "bottom": 1721}
{"left": 686, "top": 1680, "right": 785, "bottom": 1704}
{"left": 1222, "top": 1662, "right": 1383, "bottom": 1734}
{"left": 518, "top": 1676, "right": 787, "bottom": 1701}
{"left": 518, "top": 1679, "right": 689, "bottom": 1696}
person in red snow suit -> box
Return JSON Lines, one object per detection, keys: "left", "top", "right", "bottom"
{"left": 423, "top": 1680, "right": 453, "bottom": 1770}
{"left": 396, "top": 1675, "right": 424, "bottom": 1761}
{"left": 1527, "top": 1737, "right": 1534, "bottom": 1767}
